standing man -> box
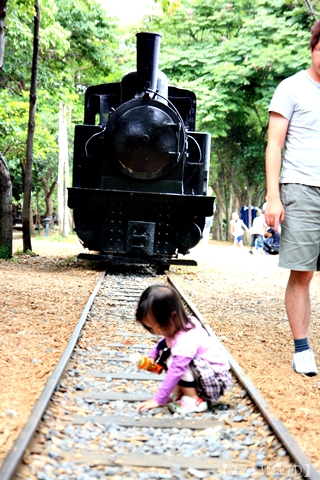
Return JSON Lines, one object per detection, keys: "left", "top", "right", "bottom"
{"left": 265, "top": 21, "right": 320, "bottom": 377}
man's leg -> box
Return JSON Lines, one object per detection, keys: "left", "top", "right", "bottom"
{"left": 286, "top": 270, "right": 318, "bottom": 376}
{"left": 285, "top": 270, "right": 313, "bottom": 339}
{"left": 249, "top": 235, "right": 255, "bottom": 253}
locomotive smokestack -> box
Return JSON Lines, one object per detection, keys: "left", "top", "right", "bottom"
{"left": 136, "top": 32, "right": 162, "bottom": 96}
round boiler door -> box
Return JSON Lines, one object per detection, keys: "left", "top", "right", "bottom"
{"left": 112, "top": 105, "right": 180, "bottom": 179}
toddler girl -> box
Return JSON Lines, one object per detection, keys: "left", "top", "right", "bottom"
{"left": 230, "top": 211, "right": 249, "bottom": 247}
{"left": 135, "top": 284, "right": 231, "bottom": 414}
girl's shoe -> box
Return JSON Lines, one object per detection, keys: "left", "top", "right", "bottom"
{"left": 167, "top": 392, "right": 181, "bottom": 403}
{"left": 167, "top": 395, "right": 208, "bottom": 414}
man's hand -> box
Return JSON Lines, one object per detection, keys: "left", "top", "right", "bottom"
{"left": 136, "top": 398, "right": 160, "bottom": 411}
{"left": 264, "top": 198, "right": 284, "bottom": 233}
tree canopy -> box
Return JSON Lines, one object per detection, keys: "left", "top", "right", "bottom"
{"left": 0, "top": 0, "right": 120, "bottom": 219}
{"left": 142, "top": 0, "right": 318, "bottom": 222}
{"left": 0, "top": 0, "right": 319, "bottom": 247}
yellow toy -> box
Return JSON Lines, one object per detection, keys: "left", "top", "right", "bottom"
{"left": 129, "top": 353, "right": 163, "bottom": 374}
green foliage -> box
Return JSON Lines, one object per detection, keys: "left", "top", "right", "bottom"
{"left": 3, "top": 0, "right": 119, "bottom": 92}
{"left": 0, "top": 244, "right": 12, "bottom": 259}
{"left": 51, "top": 0, "right": 121, "bottom": 91}
{"left": 1, "top": 0, "right": 319, "bottom": 232}
{"left": 8, "top": 256, "right": 21, "bottom": 263}
{"left": 14, "top": 247, "right": 35, "bottom": 256}
{"left": 32, "top": 230, "right": 78, "bottom": 242}
{"left": 1, "top": 0, "right": 121, "bottom": 217}
{"left": 142, "top": 0, "right": 317, "bottom": 208}
{"left": 56, "top": 255, "right": 77, "bottom": 266}
{"left": 156, "top": 0, "right": 181, "bottom": 15}
{"left": 0, "top": 89, "right": 59, "bottom": 208}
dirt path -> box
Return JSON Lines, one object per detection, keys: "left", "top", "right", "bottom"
{"left": 1, "top": 235, "right": 320, "bottom": 469}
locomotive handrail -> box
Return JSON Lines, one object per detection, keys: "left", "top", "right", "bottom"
{"left": 186, "top": 134, "right": 202, "bottom": 164}
{"left": 84, "top": 126, "right": 106, "bottom": 157}
{"left": 146, "top": 87, "right": 185, "bottom": 130}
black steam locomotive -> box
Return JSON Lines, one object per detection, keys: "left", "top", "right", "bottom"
{"left": 68, "top": 32, "right": 214, "bottom": 270}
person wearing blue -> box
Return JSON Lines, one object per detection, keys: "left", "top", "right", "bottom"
{"left": 263, "top": 227, "right": 280, "bottom": 255}
{"left": 265, "top": 21, "right": 320, "bottom": 377}
{"left": 249, "top": 209, "right": 267, "bottom": 254}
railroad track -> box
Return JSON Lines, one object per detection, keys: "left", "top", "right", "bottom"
{"left": 1, "top": 269, "right": 319, "bottom": 480}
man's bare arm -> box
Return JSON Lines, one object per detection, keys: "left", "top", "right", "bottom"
{"left": 265, "top": 112, "right": 289, "bottom": 232}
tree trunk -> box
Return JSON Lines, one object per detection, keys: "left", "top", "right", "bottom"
{"left": 0, "top": 154, "right": 12, "bottom": 258}
{"left": 22, "top": 0, "right": 40, "bottom": 252}
{"left": 212, "top": 180, "right": 225, "bottom": 240}
{"left": 0, "top": 0, "right": 6, "bottom": 72}
{"left": 0, "top": 1, "right": 9, "bottom": 255}
{"left": 41, "top": 174, "right": 57, "bottom": 224}
{"left": 58, "top": 102, "right": 70, "bottom": 237}
{"left": 63, "top": 114, "right": 70, "bottom": 236}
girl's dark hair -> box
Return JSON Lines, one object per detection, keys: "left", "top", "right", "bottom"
{"left": 136, "top": 284, "right": 193, "bottom": 335}
{"left": 310, "top": 21, "right": 320, "bottom": 51}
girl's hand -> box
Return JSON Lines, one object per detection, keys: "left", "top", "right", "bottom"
{"left": 136, "top": 399, "right": 160, "bottom": 411}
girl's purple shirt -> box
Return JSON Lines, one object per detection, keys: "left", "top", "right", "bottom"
{"left": 148, "top": 316, "right": 230, "bottom": 405}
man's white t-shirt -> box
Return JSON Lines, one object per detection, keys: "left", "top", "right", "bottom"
{"left": 268, "top": 70, "right": 320, "bottom": 186}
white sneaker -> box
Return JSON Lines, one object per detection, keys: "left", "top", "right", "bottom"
{"left": 166, "top": 393, "right": 181, "bottom": 403}
{"left": 167, "top": 395, "right": 208, "bottom": 414}
{"left": 292, "top": 349, "right": 318, "bottom": 377}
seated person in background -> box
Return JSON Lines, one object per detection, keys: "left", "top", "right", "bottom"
{"left": 263, "top": 227, "right": 281, "bottom": 255}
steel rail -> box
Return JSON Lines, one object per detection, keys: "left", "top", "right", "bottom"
{"left": 0, "top": 271, "right": 106, "bottom": 480}
{"left": 3, "top": 271, "right": 320, "bottom": 479}
{"left": 168, "top": 275, "right": 320, "bottom": 480}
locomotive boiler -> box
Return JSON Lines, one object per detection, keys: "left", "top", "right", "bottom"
{"left": 68, "top": 32, "right": 214, "bottom": 270}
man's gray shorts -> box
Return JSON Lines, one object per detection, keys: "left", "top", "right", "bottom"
{"left": 279, "top": 183, "right": 320, "bottom": 271}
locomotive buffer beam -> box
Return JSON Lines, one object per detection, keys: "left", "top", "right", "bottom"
{"left": 77, "top": 253, "right": 197, "bottom": 267}
{"left": 127, "top": 221, "right": 155, "bottom": 256}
